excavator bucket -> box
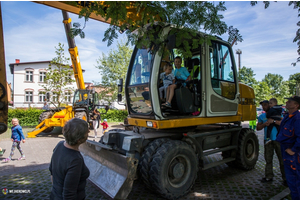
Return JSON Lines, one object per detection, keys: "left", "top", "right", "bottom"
{"left": 79, "top": 140, "right": 138, "bottom": 199}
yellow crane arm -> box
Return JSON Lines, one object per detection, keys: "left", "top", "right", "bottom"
{"left": 62, "top": 11, "right": 85, "bottom": 90}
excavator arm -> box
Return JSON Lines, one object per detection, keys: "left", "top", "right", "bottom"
{"left": 0, "top": 2, "right": 8, "bottom": 134}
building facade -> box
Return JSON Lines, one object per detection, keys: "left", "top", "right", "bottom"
{"left": 9, "top": 59, "right": 78, "bottom": 108}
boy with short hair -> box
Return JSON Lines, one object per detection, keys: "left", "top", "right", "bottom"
{"left": 159, "top": 63, "right": 175, "bottom": 102}
{"left": 4, "top": 118, "right": 26, "bottom": 162}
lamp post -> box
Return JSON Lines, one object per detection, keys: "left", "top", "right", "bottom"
{"left": 236, "top": 49, "right": 242, "bottom": 72}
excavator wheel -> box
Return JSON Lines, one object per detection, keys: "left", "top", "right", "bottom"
{"left": 75, "top": 111, "right": 87, "bottom": 121}
{"left": 148, "top": 140, "right": 198, "bottom": 199}
{"left": 38, "top": 111, "right": 54, "bottom": 133}
{"left": 139, "top": 138, "right": 170, "bottom": 188}
{"left": 235, "top": 128, "right": 259, "bottom": 170}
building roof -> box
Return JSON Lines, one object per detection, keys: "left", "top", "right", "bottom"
{"left": 9, "top": 60, "right": 85, "bottom": 74}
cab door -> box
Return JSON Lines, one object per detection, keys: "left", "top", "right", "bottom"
{"left": 205, "top": 41, "right": 239, "bottom": 117}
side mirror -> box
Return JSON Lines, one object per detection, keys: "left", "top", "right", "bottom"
{"left": 118, "top": 94, "right": 122, "bottom": 102}
{"left": 118, "top": 79, "right": 123, "bottom": 93}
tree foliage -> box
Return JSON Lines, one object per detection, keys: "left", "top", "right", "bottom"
{"left": 95, "top": 40, "right": 133, "bottom": 104}
{"left": 68, "top": 1, "right": 242, "bottom": 58}
{"left": 40, "top": 43, "right": 75, "bottom": 107}
{"left": 238, "top": 66, "right": 257, "bottom": 87}
{"left": 288, "top": 72, "right": 300, "bottom": 95}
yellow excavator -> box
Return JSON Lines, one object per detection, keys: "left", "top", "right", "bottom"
{"left": 1, "top": 2, "right": 258, "bottom": 200}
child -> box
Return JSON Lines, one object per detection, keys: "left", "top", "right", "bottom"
{"left": 265, "top": 98, "right": 282, "bottom": 145}
{"left": 100, "top": 119, "right": 109, "bottom": 135}
{"left": 4, "top": 118, "right": 26, "bottom": 162}
{"left": 91, "top": 108, "right": 101, "bottom": 139}
{"left": 159, "top": 63, "right": 175, "bottom": 102}
{"left": 163, "top": 56, "right": 191, "bottom": 108}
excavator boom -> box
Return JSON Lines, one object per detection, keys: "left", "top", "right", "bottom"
{"left": 0, "top": 2, "right": 8, "bottom": 134}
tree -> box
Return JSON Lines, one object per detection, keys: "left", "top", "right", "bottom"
{"left": 40, "top": 43, "right": 75, "bottom": 107}
{"left": 95, "top": 40, "right": 133, "bottom": 104}
{"left": 255, "top": 73, "right": 290, "bottom": 105}
{"left": 262, "top": 73, "right": 283, "bottom": 95}
{"left": 288, "top": 73, "right": 300, "bottom": 95}
{"left": 238, "top": 66, "right": 257, "bottom": 87}
{"left": 68, "top": 1, "right": 242, "bottom": 58}
{"left": 253, "top": 81, "right": 272, "bottom": 107}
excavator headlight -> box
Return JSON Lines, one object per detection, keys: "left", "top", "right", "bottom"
{"left": 146, "top": 121, "right": 153, "bottom": 127}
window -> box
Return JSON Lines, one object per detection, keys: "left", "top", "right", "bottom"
{"left": 128, "top": 48, "right": 153, "bottom": 114}
{"left": 52, "top": 93, "right": 58, "bottom": 102}
{"left": 210, "top": 42, "right": 236, "bottom": 99}
{"left": 65, "top": 74, "right": 72, "bottom": 84}
{"left": 65, "top": 91, "right": 71, "bottom": 102}
{"left": 39, "top": 72, "right": 46, "bottom": 82}
{"left": 25, "top": 91, "right": 33, "bottom": 102}
{"left": 39, "top": 92, "right": 46, "bottom": 102}
{"left": 26, "top": 71, "right": 33, "bottom": 82}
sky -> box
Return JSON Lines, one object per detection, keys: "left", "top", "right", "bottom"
{"left": 2, "top": 1, "right": 300, "bottom": 86}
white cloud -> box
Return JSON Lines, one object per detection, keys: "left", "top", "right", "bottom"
{"left": 223, "top": 1, "right": 300, "bottom": 81}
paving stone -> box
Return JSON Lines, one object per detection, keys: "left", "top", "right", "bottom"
{"left": 0, "top": 125, "right": 292, "bottom": 199}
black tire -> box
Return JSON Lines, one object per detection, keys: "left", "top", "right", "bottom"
{"left": 38, "top": 111, "right": 54, "bottom": 133}
{"left": 139, "top": 138, "right": 170, "bottom": 188}
{"left": 149, "top": 140, "right": 198, "bottom": 199}
{"left": 235, "top": 128, "right": 259, "bottom": 170}
{"left": 75, "top": 111, "right": 87, "bottom": 121}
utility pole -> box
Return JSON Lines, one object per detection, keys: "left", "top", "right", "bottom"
{"left": 236, "top": 49, "right": 242, "bottom": 72}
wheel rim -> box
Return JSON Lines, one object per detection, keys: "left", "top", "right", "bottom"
{"left": 245, "top": 138, "right": 256, "bottom": 160}
{"left": 167, "top": 154, "right": 191, "bottom": 188}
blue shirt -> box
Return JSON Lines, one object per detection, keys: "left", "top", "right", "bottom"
{"left": 258, "top": 113, "right": 278, "bottom": 140}
{"left": 11, "top": 125, "right": 25, "bottom": 141}
{"left": 174, "top": 67, "right": 190, "bottom": 81}
{"left": 276, "top": 110, "right": 300, "bottom": 153}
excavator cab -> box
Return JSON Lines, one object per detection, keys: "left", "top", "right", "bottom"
{"left": 73, "top": 89, "right": 96, "bottom": 108}
{"left": 125, "top": 25, "right": 239, "bottom": 121}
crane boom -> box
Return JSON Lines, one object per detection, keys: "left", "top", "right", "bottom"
{"left": 62, "top": 11, "right": 85, "bottom": 90}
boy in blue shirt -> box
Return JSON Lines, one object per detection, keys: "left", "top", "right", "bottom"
{"left": 163, "top": 56, "right": 190, "bottom": 108}
{"left": 257, "top": 100, "right": 286, "bottom": 185}
{"left": 4, "top": 118, "right": 26, "bottom": 162}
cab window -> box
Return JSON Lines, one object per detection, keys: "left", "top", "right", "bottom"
{"left": 210, "top": 42, "right": 236, "bottom": 100}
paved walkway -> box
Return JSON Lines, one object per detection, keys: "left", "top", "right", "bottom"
{"left": 0, "top": 123, "right": 290, "bottom": 200}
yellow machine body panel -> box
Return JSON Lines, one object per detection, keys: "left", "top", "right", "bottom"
{"left": 238, "top": 83, "right": 256, "bottom": 121}
{"left": 128, "top": 116, "right": 242, "bottom": 129}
